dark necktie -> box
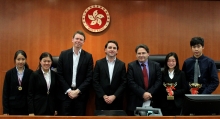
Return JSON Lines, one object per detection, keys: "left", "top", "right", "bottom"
{"left": 141, "top": 63, "right": 148, "bottom": 89}
{"left": 194, "top": 59, "right": 199, "bottom": 83}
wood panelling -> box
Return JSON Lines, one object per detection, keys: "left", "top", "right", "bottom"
{"left": 1, "top": 0, "right": 220, "bottom": 116}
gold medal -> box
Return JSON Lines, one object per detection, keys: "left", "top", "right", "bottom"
{"left": 47, "top": 91, "right": 50, "bottom": 94}
{"left": 18, "top": 86, "right": 22, "bottom": 91}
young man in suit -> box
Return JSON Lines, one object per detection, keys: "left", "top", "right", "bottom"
{"left": 127, "top": 44, "right": 162, "bottom": 115}
{"left": 182, "top": 37, "right": 219, "bottom": 94}
{"left": 93, "top": 40, "right": 126, "bottom": 110}
{"left": 57, "top": 30, "right": 93, "bottom": 116}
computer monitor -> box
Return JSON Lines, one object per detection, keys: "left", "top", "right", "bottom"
{"left": 135, "top": 106, "right": 163, "bottom": 116}
{"left": 180, "top": 94, "right": 220, "bottom": 115}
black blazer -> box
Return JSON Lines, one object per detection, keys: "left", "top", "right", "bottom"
{"left": 127, "top": 60, "right": 162, "bottom": 111}
{"left": 28, "top": 69, "right": 57, "bottom": 115}
{"left": 2, "top": 67, "right": 33, "bottom": 114}
{"left": 57, "top": 48, "right": 93, "bottom": 101}
{"left": 160, "top": 71, "right": 188, "bottom": 108}
{"left": 93, "top": 58, "right": 126, "bottom": 104}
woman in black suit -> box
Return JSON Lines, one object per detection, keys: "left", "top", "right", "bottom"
{"left": 160, "top": 52, "right": 188, "bottom": 116}
{"left": 28, "top": 52, "right": 57, "bottom": 116}
{"left": 2, "top": 50, "right": 33, "bottom": 115}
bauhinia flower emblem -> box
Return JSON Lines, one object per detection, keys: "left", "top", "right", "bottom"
{"left": 82, "top": 5, "right": 110, "bottom": 32}
{"left": 88, "top": 10, "right": 104, "bottom": 26}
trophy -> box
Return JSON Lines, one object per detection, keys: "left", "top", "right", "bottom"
{"left": 189, "top": 83, "right": 202, "bottom": 94}
{"left": 163, "top": 82, "right": 177, "bottom": 100}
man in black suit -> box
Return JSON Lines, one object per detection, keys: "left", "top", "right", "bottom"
{"left": 57, "top": 30, "right": 93, "bottom": 116}
{"left": 93, "top": 40, "right": 126, "bottom": 110}
{"left": 127, "top": 44, "right": 162, "bottom": 115}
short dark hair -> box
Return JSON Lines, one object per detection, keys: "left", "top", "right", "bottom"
{"left": 163, "top": 52, "right": 180, "bottom": 74}
{"left": 14, "top": 50, "right": 29, "bottom": 68}
{"left": 135, "top": 44, "right": 149, "bottom": 53}
{"left": 38, "top": 52, "right": 53, "bottom": 69}
{"left": 190, "top": 37, "right": 204, "bottom": 47}
{"left": 104, "top": 40, "right": 119, "bottom": 50}
{"left": 73, "top": 30, "right": 86, "bottom": 40}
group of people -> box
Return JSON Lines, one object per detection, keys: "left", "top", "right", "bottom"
{"left": 2, "top": 30, "right": 219, "bottom": 116}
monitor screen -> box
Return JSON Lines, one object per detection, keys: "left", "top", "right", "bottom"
{"left": 180, "top": 94, "right": 220, "bottom": 115}
{"left": 135, "top": 106, "right": 163, "bottom": 116}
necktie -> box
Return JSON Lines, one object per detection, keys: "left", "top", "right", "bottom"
{"left": 141, "top": 63, "right": 148, "bottom": 89}
{"left": 194, "top": 59, "right": 199, "bottom": 83}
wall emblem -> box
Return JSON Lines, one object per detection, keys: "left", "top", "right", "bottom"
{"left": 82, "top": 5, "right": 110, "bottom": 32}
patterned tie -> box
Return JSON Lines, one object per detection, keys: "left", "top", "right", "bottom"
{"left": 141, "top": 63, "right": 148, "bottom": 90}
{"left": 194, "top": 59, "right": 199, "bottom": 83}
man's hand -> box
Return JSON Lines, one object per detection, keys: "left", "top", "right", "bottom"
{"left": 143, "top": 92, "right": 152, "bottom": 101}
{"left": 103, "top": 95, "right": 116, "bottom": 104}
{"left": 68, "top": 89, "right": 80, "bottom": 99}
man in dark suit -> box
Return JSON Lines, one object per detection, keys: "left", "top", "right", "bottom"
{"left": 127, "top": 44, "right": 162, "bottom": 115}
{"left": 93, "top": 40, "right": 126, "bottom": 110}
{"left": 57, "top": 30, "right": 93, "bottom": 116}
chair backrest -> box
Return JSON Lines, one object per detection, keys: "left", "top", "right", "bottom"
{"left": 215, "top": 61, "right": 220, "bottom": 71}
{"left": 51, "top": 56, "right": 59, "bottom": 72}
{"left": 148, "top": 54, "right": 166, "bottom": 70}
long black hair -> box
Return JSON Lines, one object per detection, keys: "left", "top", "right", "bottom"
{"left": 14, "top": 50, "right": 29, "bottom": 69}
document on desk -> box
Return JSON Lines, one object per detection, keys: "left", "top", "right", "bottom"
{"left": 142, "top": 100, "right": 151, "bottom": 107}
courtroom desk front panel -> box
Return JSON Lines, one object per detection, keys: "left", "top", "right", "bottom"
{"left": 176, "top": 116, "right": 220, "bottom": 119}
{"left": 0, "top": 116, "right": 174, "bottom": 119}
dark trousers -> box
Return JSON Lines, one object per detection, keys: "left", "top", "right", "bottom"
{"left": 95, "top": 98, "right": 123, "bottom": 110}
{"left": 59, "top": 96, "right": 86, "bottom": 116}
{"left": 161, "top": 100, "right": 181, "bottom": 116}
{"left": 9, "top": 107, "right": 28, "bottom": 115}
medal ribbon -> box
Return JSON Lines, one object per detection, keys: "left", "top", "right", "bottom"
{"left": 18, "top": 78, "right": 22, "bottom": 86}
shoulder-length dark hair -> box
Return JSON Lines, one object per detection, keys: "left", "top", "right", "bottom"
{"left": 163, "top": 52, "right": 180, "bottom": 74}
{"left": 37, "top": 52, "right": 53, "bottom": 70}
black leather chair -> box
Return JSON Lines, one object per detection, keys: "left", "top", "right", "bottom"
{"left": 51, "top": 56, "right": 59, "bottom": 72}
{"left": 148, "top": 54, "right": 166, "bottom": 71}
{"left": 215, "top": 61, "right": 220, "bottom": 71}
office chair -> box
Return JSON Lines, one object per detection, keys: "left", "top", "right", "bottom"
{"left": 215, "top": 61, "right": 220, "bottom": 71}
{"left": 51, "top": 56, "right": 59, "bottom": 72}
{"left": 148, "top": 55, "right": 166, "bottom": 71}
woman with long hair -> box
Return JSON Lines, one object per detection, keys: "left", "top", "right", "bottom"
{"left": 2, "top": 50, "right": 33, "bottom": 115}
{"left": 160, "top": 52, "right": 187, "bottom": 116}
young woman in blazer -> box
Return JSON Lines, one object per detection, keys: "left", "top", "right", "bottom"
{"left": 160, "top": 52, "right": 188, "bottom": 116}
{"left": 28, "top": 52, "right": 57, "bottom": 116}
{"left": 2, "top": 50, "right": 33, "bottom": 115}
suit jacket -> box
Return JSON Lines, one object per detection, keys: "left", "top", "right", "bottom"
{"left": 93, "top": 58, "right": 126, "bottom": 107}
{"left": 160, "top": 71, "right": 188, "bottom": 108}
{"left": 127, "top": 60, "right": 162, "bottom": 111}
{"left": 2, "top": 67, "right": 33, "bottom": 114}
{"left": 57, "top": 48, "right": 93, "bottom": 101}
{"left": 28, "top": 69, "right": 57, "bottom": 115}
